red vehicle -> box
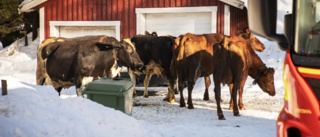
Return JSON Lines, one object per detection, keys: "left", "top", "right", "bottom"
{"left": 248, "top": 0, "right": 320, "bottom": 137}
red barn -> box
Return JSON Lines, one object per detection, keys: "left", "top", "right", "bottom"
{"left": 19, "top": 0, "right": 247, "bottom": 42}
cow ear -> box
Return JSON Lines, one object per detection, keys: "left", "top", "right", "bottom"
{"left": 245, "top": 28, "right": 251, "bottom": 34}
{"left": 264, "top": 67, "right": 275, "bottom": 75}
{"left": 269, "top": 67, "right": 275, "bottom": 74}
{"left": 152, "top": 31, "right": 158, "bottom": 37}
{"left": 237, "top": 30, "right": 244, "bottom": 36}
{"left": 96, "top": 42, "right": 114, "bottom": 50}
{"left": 145, "top": 31, "right": 150, "bottom": 35}
{"left": 222, "top": 36, "right": 230, "bottom": 46}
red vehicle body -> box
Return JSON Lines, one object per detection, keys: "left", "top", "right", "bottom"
{"left": 247, "top": 0, "right": 320, "bottom": 137}
{"left": 277, "top": 50, "right": 320, "bottom": 137}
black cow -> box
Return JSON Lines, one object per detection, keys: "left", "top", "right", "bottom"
{"left": 129, "top": 32, "right": 177, "bottom": 103}
{"left": 41, "top": 35, "right": 143, "bottom": 96}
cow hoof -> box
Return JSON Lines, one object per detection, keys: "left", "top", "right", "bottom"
{"left": 218, "top": 116, "right": 226, "bottom": 120}
{"left": 163, "top": 97, "right": 175, "bottom": 103}
{"left": 180, "top": 103, "right": 186, "bottom": 107}
{"left": 203, "top": 97, "right": 209, "bottom": 101}
{"left": 234, "top": 112, "right": 240, "bottom": 116}
{"left": 169, "top": 99, "right": 175, "bottom": 103}
{"left": 239, "top": 106, "right": 246, "bottom": 110}
{"left": 174, "top": 91, "right": 179, "bottom": 94}
{"left": 188, "top": 104, "right": 194, "bottom": 109}
{"left": 143, "top": 95, "right": 149, "bottom": 98}
{"left": 163, "top": 97, "right": 169, "bottom": 101}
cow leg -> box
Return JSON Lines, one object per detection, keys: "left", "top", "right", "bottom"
{"left": 178, "top": 79, "right": 186, "bottom": 107}
{"left": 55, "top": 87, "right": 62, "bottom": 96}
{"left": 203, "top": 76, "right": 210, "bottom": 100}
{"left": 163, "top": 78, "right": 176, "bottom": 103}
{"left": 228, "top": 84, "right": 234, "bottom": 110}
{"left": 75, "top": 78, "right": 84, "bottom": 97}
{"left": 143, "top": 74, "right": 152, "bottom": 98}
{"left": 187, "top": 80, "right": 195, "bottom": 109}
{"left": 76, "top": 87, "right": 84, "bottom": 97}
{"left": 238, "top": 75, "right": 248, "bottom": 110}
{"left": 173, "top": 79, "right": 179, "bottom": 94}
{"left": 231, "top": 82, "right": 240, "bottom": 116}
{"left": 213, "top": 78, "right": 225, "bottom": 120}
{"left": 128, "top": 69, "right": 137, "bottom": 96}
{"left": 37, "top": 77, "right": 45, "bottom": 85}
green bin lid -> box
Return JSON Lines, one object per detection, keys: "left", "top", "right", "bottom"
{"left": 82, "top": 78, "right": 134, "bottom": 94}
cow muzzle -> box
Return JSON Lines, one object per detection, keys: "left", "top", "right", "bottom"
{"left": 136, "top": 63, "right": 144, "bottom": 71}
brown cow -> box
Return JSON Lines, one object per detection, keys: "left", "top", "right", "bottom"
{"left": 172, "top": 33, "right": 223, "bottom": 108}
{"left": 202, "top": 28, "right": 266, "bottom": 110}
{"left": 172, "top": 34, "right": 275, "bottom": 120}
{"left": 212, "top": 36, "right": 275, "bottom": 120}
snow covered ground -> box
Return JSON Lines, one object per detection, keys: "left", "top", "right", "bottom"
{"left": 0, "top": 1, "right": 291, "bottom": 136}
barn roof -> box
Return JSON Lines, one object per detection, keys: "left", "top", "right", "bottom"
{"left": 19, "top": 0, "right": 47, "bottom": 13}
{"left": 220, "top": 0, "right": 244, "bottom": 9}
{"left": 19, "top": 0, "right": 244, "bottom": 13}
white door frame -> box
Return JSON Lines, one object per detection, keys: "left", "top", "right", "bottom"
{"left": 135, "top": 6, "right": 218, "bottom": 35}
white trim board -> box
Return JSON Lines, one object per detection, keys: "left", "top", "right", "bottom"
{"left": 39, "top": 7, "right": 45, "bottom": 43}
{"left": 224, "top": 5, "right": 230, "bottom": 36}
{"left": 49, "top": 21, "right": 121, "bottom": 40}
{"left": 136, "top": 6, "right": 218, "bottom": 35}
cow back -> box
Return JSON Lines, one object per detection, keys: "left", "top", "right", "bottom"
{"left": 144, "top": 36, "right": 176, "bottom": 78}
{"left": 131, "top": 35, "right": 157, "bottom": 66}
{"left": 44, "top": 36, "right": 117, "bottom": 83}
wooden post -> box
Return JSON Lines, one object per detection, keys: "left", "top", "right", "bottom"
{"left": 1, "top": 80, "right": 7, "bottom": 96}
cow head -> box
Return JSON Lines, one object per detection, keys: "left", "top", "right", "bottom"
{"left": 254, "top": 66, "right": 276, "bottom": 96}
{"left": 116, "top": 38, "right": 144, "bottom": 71}
{"left": 237, "top": 28, "right": 265, "bottom": 52}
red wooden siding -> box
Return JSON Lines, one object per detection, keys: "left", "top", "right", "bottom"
{"left": 40, "top": 0, "right": 248, "bottom": 40}
{"left": 230, "top": 6, "right": 248, "bottom": 36}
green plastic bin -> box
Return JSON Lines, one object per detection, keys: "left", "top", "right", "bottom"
{"left": 82, "top": 77, "right": 134, "bottom": 115}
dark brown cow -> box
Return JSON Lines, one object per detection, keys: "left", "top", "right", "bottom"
{"left": 129, "top": 31, "right": 177, "bottom": 103}
{"left": 36, "top": 36, "right": 121, "bottom": 86}
{"left": 172, "top": 33, "right": 275, "bottom": 120}
{"left": 37, "top": 37, "right": 65, "bottom": 85}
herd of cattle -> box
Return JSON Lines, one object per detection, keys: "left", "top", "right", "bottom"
{"left": 36, "top": 28, "right": 275, "bottom": 120}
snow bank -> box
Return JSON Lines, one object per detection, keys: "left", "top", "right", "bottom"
{"left": 0, "top": 78, "right": 161, "bottom": 137}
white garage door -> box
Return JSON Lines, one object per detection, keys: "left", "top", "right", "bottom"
{"left": 146, "top": 12, "right": 212, "bottom": 36}
{"left": 49, "top": 21, "right": 120, "bottom": 41}
{"left": 59, "top": 26, "right": 116, "bottom": 38}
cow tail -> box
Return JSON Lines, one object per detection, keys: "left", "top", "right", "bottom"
{"left": 170, "top": 37, "right": 181, "bottom": 79}
{"left": 178, "top": 35, "right": 189, "bottom": 61}
{"left": 41, "top": 44, "right": 60, "bottom": 59}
